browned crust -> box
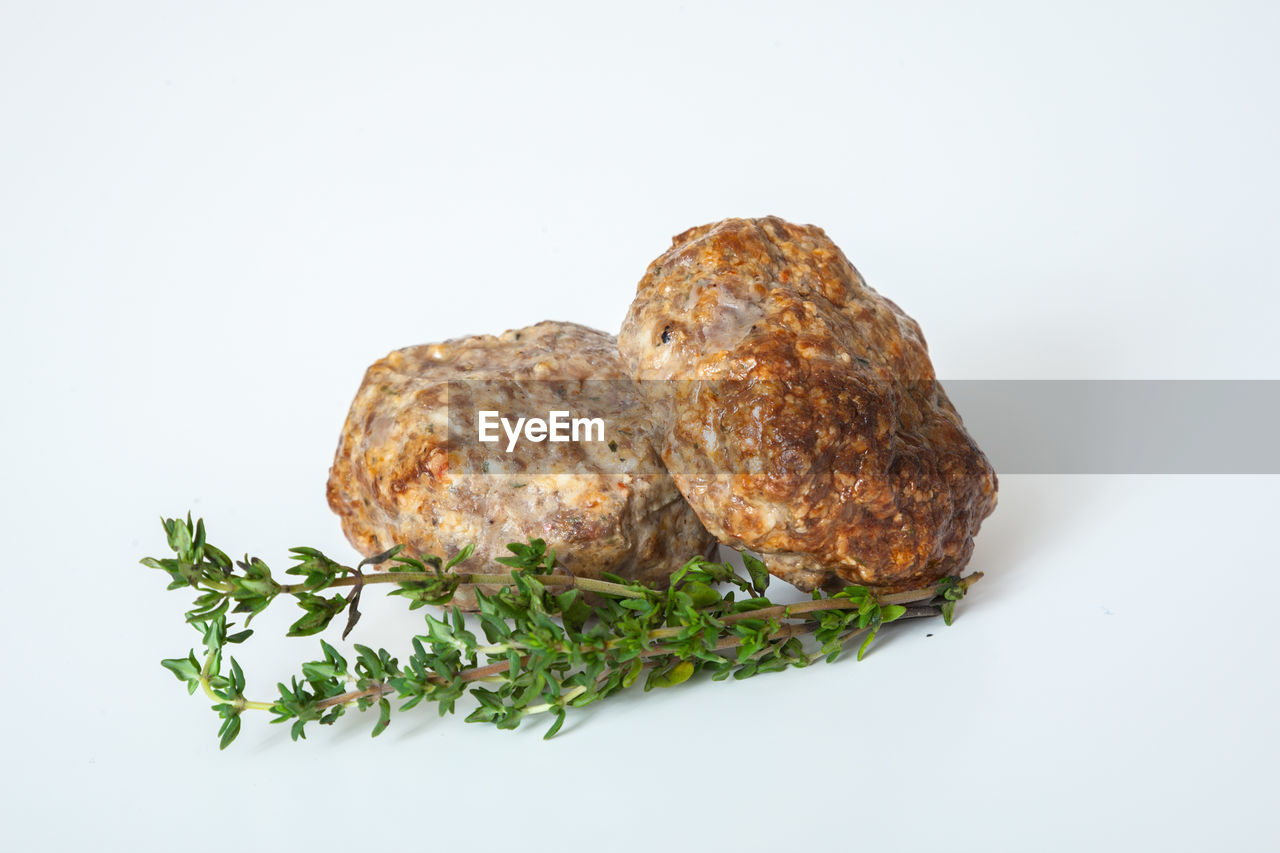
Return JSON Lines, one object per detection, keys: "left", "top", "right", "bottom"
{"left": 619, "top": 217, "right": 997, "bottom": 592}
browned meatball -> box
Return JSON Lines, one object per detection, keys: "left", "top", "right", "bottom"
{"left": 327, "top": 321, "right": 716, "bottom": 598}
{"left": 618, "top": 218, "right": 997, "bottom": 593}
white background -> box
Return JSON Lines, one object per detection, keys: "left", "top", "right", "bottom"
{"left": 2, "top": 2, "right": 1278, "bottom": 850}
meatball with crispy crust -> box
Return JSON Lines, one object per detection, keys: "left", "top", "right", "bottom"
{"left": 327, "top": 321, "right": 716, "bottom": 601}
{"left": 618, "top": 217, "right": 997, "bottom": 593}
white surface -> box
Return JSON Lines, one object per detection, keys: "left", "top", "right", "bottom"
{"left": 2, "top": 2, "right": 1278, "bottom": 851}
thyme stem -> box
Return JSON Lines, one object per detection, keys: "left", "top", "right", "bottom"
{"left": 307, "top": 605, "right": 944, "bottom": 712}
{"left": 273, "top": 571, "right": 647, "bottom": 598}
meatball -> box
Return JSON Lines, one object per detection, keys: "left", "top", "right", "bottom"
{"left": 327, "top": 321, "right": 716, "bottom": 600}
{"left": 618, "top": 217, "right": 997, "bottom": 593}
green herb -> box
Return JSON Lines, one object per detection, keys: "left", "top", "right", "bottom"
{"left": 145, "top": 514, "right": 979, "bottom": 747}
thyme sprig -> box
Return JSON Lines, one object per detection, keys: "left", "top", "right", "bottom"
{"left": 145, "top": 515, "right": 980, "bottom": 747}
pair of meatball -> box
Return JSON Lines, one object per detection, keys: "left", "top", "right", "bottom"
{"left": 327, "top": 217, "right": 997, "bottom": 595}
